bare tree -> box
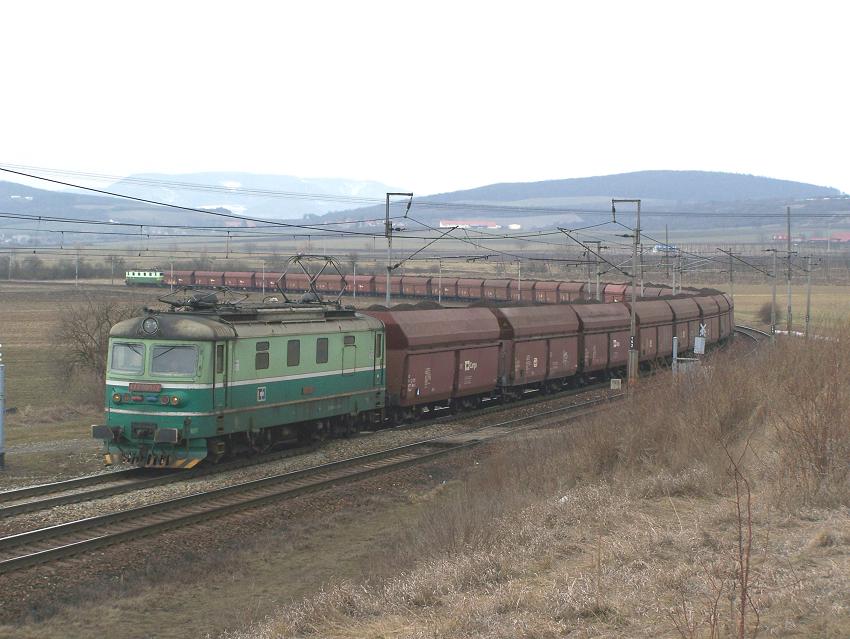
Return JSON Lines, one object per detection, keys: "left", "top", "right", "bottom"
{"left": 54, "top": 295, "right": 142, "bottom": 383}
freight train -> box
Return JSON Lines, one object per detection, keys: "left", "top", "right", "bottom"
{"left": 126, "top": 269, "right": 671, "bottom": 304}
{"left": 93, "top": 285, "right": 733, "bottom": 468}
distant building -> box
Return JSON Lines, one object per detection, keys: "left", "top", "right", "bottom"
{"left": 439, "top": 219, "right": 502, "bottom": 229}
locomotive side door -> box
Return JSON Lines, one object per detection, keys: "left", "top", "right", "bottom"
{"left": 213, "top": 341, "right": 228, "bottom": 410}
{"left": 373, "top": 330, "right": 384, "bottom": 386}
{"left": 342, "top": 334, "right": 356, "bottom": 376}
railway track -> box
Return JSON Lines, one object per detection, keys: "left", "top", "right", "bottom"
{"left": 734, "top": 324, "right": 772, "bottom": 347}
{"left": 0, "top": 394, "right": 618, "bottom": 575}
{"left": 0, "top": 443, "right": 326, "bottom": 518}
{"left": 0, "top": 381, "right": 611, "bottom": 518}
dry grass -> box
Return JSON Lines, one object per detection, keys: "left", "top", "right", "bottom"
{"left": 227, "top": 329, "right": 850, "bottom": 639}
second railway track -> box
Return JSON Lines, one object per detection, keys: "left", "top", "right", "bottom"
{"left": 0, "top": 380, "right": 613, "bottom": 518}
{"left": 0, "top": 394, "right": 618, "bottom": 576}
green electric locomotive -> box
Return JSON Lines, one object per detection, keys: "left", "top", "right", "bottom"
{"left": 92, "top": 294, "right": 386, "bottom": 468}
{"left": 125, "top": 270, "right": 165, "bottom": 286}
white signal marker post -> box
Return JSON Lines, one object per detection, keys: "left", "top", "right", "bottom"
{"left": 0, "top": 343, "right": 5, "bottom": 470}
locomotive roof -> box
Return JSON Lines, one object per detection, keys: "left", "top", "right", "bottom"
{"left": 110, "top": 305, "right": 382, "bottom": 341}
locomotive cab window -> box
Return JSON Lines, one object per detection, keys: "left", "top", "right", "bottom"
{"left": 344, "top": 335, "right": 355, "bottom": 346}
{"left": 316, "top": 337, "right": 328, "bottom": 364}
{"left": 287, "top": 339, "right": 300, "bottom": 366}
{"left": 111, "top": 342, "right": 144, "bottom": 373}
{"left": 151, "top": 345, "right": 198, "bottom": 375}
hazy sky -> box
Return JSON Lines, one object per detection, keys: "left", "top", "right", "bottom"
{"left": 2, "top": 1, "right": 847, "bottom": 196}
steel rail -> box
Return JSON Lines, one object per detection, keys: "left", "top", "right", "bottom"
{"left": 0, "top": 469, "right": 145, "bottom": 506}
{"left": 0, "top": 395, "right": 618, "bottom": 575}
{"left": 0, "top": 381, "right": 611, "bottom": 517}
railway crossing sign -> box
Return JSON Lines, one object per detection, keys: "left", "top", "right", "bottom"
{"left": 699, "top": 323, "right": 707, "bottom": 337}
{"left": 693, "top": 336, "right": 706, "bottom": 355}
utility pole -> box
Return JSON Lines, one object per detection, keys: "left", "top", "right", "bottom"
{"left": 676, "top": 253, "right": 682, "bottom": 294}
{"left": 385, "top": 192, "right": 413, "bottom": 307}
{"left": 613, "top": 198, "right": 641, "bottom": 386}
{"left": 110, "top": 255, "right": 115, "bottom": 286}
{"left": 75, "top": 253, "right": 79, "bottom": 289}
{"left": 352, "top": 262, "right": 356, "bottom": 300}
{"left": 639, "top": 243, "right": 645, "bottom": 297}
{"left": 665, "top": 224, "right": 670, "bottom": 279}
{"left": 826, "top": 221, "right": 831, "bottom": 283}
{"left": 766, "top": 248, "right": 777, "bottom": 341}
{"left": 261, "top": 261, "right": 266, "bottom": 296}
{"left": 672, "top": 253, "right": 677, "bottom": 294}
{"left": 786, "top": 206, "right": 793, "bottom": 334}
{"left": 517, "top": 260, "right": 522, "bottom": 298}
{"left": 170, "top": 261, "right": 174, "bottom": 293}
{"left": 582, "top": 240, "right": 604, "bottom": 301}
{"left": 437, "top": 259, "right": 442, "bottom": 304}
{"left": 805, "top": 255, "right": 812, "bottom": 339}
{"left": 729, "top": 250, "right": 734, "bottom": 307}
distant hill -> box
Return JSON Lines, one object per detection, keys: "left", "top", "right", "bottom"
{"left": 321, "top": 170, "right": 848, "bottom": 232}
{"left": 106, "top": 172, "right": 393, "bottom": 219}
{"left": 2, "top": 170, "right": 848, "bottom": 246}
{"left": 426, "top": 170, "right": 841, "bottom": 203}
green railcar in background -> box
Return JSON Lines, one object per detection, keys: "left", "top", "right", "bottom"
{"left": 125, "top": 270, "right": 164, "bottom": 286}
{"left": 93, "top": 301, "right": 386, "bottom": 468}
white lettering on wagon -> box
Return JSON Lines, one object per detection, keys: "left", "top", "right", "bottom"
{"left": 464, "top": 360, "right": 478, "bottom": 371}
{"left": 257, "top": 386, "right": 266, "bottom": 402}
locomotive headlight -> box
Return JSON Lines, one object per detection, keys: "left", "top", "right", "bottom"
{"left": 142, "top": 317, "right": 159, "bottom": 334}
{"left": 112, "top": 392, "right": 122, "bottom": 403}
{"left": 170, "top": 395, "right": 181, "bottom": 406}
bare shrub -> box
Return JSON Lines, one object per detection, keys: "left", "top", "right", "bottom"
{"left": 53, "top": 295, "right": 142, "bottom": 389}
{"left": 757, "top": 301, "right": 781, "bottom": 326}
{"left": 768, "top": 325, "right": 850, "bottom": 505}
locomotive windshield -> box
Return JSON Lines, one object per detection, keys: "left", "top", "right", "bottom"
{"left": 111, "top": 343, "right": 144, "bottom": 373}
{"left": 151, "top": 345, "right": 198, "bottom": 375}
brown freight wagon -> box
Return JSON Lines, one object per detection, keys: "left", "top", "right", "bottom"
{"left": 511, "top": 280, "right": 536, "bottom": 303}
{"left": 534, "top": 281, "right": 561, "bottom": 304}
{"left": 625, "top": 300, "right": 675, "bottom": 359}
{"left": 603, "top": 283, "right": 628, "bottom": 303}
{"left": 457, "top": 278, "right": 484, "bottom": 300}
{"left": 490, "top": 305, "right": 580, "bottom": 391}
{"left": 346, "top": 274, "right": 375, "bottom": 296}
{"left": 558, "top": 282, "right": 587, "bottom": 303}
{"left": 482, "top": 279, "right": 512, "bottom": 301}
{"left": 364, "top": 308, "right": 502, "bottom": 413}
{"left": 434, "top": 277, "right": 458, "bottom": 300}
{"left": 193, "top": 271, "right": 224, "bottom": 286}
{"left": 223, "top": 271, "right": 256, "bottom": 289}
{"left": 572, "top": 303, "right": 631, "bottom": 373}
{"left": 712, "top": 294, "right": 733, "bottom": 339}
{"left": 641, "top": 286, "right": 665, "bottom": 298}
{"left": 664, "top": 297, "right": 701, "bottom": 351}
{"left": 167, "top": 270, "right": 194, "bottom": 286}
{"left": 401, "top": 276, "right": 432, "bottom": 298}
{"left": 257, "top": 272, "right": 284, "bottom": 294}
{"left": 314, "top": 274, "right": 345, "bottom": 293}
{"left": 693, "top": 296, "right": 721, "bottom": 344}
{"left": 374, "top": 275, "right": 403, "bottom": 297}
{"left": 284, "top": 273, "right": 311, "bottom": 292}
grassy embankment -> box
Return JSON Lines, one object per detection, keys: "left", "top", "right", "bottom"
{"left": 229, "top": 329, "right": 850, "bottom": 638}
